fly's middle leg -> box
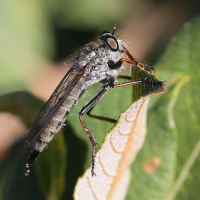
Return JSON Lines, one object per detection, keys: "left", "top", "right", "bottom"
{"left": 87, "top": 106, "right": 117, "bottom": 124}
{"left": 79, "top": 83, "right": 109, "bottom": 176}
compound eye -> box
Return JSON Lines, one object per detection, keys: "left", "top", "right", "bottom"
{"left": 107, "top": 37, "right": 118, "bottom": 51}
{"left": 99, "top": 32, "right": 119, "bottom": 52}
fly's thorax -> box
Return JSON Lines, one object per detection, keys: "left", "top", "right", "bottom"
{"left": 76, "top": 42, "right": 122, "bottom": 87}
{"left": 95, "top": 46, "right": 121, "bottom": 78}
{"left": 77, "top": 51, "right": 96, "bottom": 68}
{"left": 76, "top": 42, "right": 99, "bottom": 68}
{"left": 83, "top": 45, "right": 122, "bottom": 86}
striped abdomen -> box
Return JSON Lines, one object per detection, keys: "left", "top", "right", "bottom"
{"left": 34, "top": 81, "right": 86, "bottom": 152}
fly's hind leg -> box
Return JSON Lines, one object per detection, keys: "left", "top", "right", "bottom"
{"left": 79, "top": 83, "right": 109, "bottom": 176}
{"left": 86, "top": 76, "right": 146, "bottom": 123}
{"left": 87, "top": 106, "right": 117, "bottom": 124}
{"left": 86, "top": 75, "right": 135, "bottom": 123}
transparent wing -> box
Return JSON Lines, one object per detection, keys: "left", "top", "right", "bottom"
{"left": 24, "top": 67, "right": 85, "bottom": 148}
{"left": 64, "top": 53, "right": 77, "bottom": 68}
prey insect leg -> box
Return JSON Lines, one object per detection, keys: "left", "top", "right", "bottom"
{"left": 79, "top": 83, "right": 109, "bottom": 176}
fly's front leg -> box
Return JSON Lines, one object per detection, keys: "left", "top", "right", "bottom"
{"left": 79, "top": 83, "right": 109, "bottom": 176}
{"left": 108, "top": 57, "right": 154, "bottom": 73}
{"left": 119, "top": 45, "right": 154, "bottom": 73}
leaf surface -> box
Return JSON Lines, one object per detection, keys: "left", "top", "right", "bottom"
{"left": 126, "top": 16, "right": 200, "bottom": 200}
{"left": 74, "top": 66, "right": 166, "bottom": 200}
{"left": 154, "top": 16, "right": 200, "bottom": 200}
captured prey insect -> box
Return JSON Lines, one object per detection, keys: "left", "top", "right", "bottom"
{"left": 24, "top": 25, "right": 165, "bottom": 177}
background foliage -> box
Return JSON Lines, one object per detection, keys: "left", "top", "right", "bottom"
{"left": 0, "top": 0, "right": 200, "bottom": 199}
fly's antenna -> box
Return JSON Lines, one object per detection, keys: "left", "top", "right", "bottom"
{"left": 112, "top": 24, "right": 117, "bottom": 35}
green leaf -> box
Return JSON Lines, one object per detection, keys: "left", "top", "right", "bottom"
{"left": 0, "top": 91, "right": 44, "bottom": 127}
{"left": 0, "top": 92, "right": 45, "bottom": 200}
{"left": 126, "top": 81, "right": 175, "bottom": 200}
{"left": 45, "top": 0, "right": 133, "bottom": 30}
{"left": 126, "top": 16, "right": 200, "bottom": 200}
{"left": 161, "top": 16, "right": 200, "bottom": 200}
{"left": 0, "top": 92, "right": 67, "bottom": 200}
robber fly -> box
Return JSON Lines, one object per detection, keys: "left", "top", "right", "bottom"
{"left": 24, "top": 25, "right": 164, "bottom": 176}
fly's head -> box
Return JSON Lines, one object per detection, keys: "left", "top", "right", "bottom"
{"left": 99, "top": 25, "right": 119, "bottom": 52}
{"left": 99, "top": 25, "right": 126, "bottom": 73}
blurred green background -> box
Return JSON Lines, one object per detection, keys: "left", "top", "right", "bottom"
{"left": 0, "top": 0, "right": 200, "bottom": 199}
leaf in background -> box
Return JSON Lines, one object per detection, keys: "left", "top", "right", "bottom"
{"left": 0, "top": 91, "right": 44, "bottom": 200}
{"left": 35, "top": 131, "right": 67, "bottom": 200}
{"left": 151, "top": 16, "right": 200, "bottom": 200}
{"left": 45, "top": 0, "right": 133, "bottom": 30}
{"left": 0, "top": 91, "right": 44, "bottom": 127}
{"left": 0, "top": 91, "right": 67, "bottom": 200}
{"left": 74, "top": 65, "right": 166, "bottom": 200}
{"left": 0, "top": 141, "right": 46, "bottom": 200}
{"left": 0, "top": 1, "right": 53, "bottom": 94}
{"left": 126, "top": 15, "right": 200, "bottom": 200}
